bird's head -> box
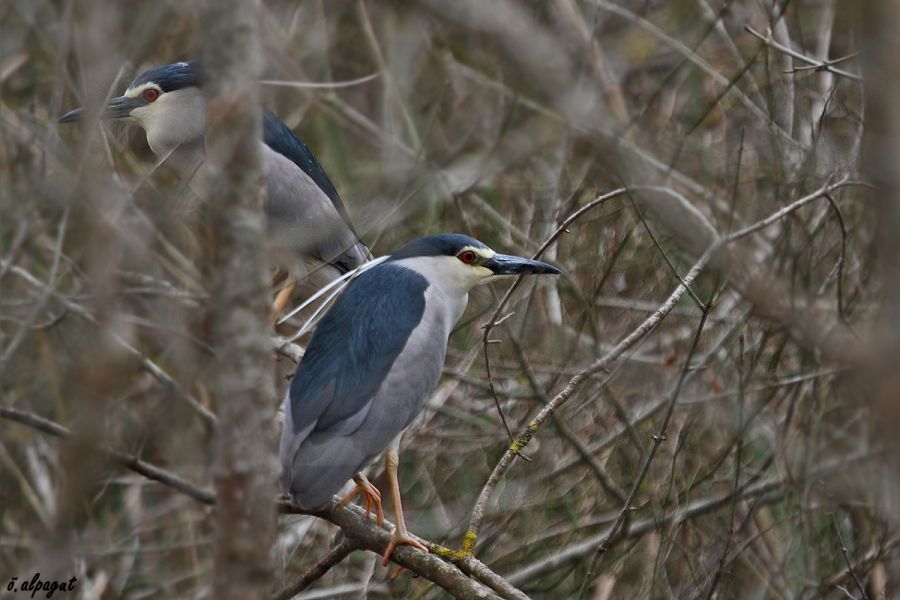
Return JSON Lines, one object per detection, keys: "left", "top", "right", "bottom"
{"left": 58, "top": 61, "right": 205, "bottom": 153}
{"left": 388, "top": 233, "right": 562, "bottom": 293}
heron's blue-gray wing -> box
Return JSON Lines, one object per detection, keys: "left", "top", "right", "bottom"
{"left": 280, "top": 264, "right": 428, "bottom": 507}
{"left": 262, "top": 110, "right": 371, "bottom": 272}
{"left": 262, "top": 110, "right": 347, "bottom": 222}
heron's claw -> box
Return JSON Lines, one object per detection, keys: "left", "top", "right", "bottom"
{"left": 381, "top": 527, "right": 428, "bottom": 576}
{"left": 339, "top": 475, "right": 384, "bottom": 526}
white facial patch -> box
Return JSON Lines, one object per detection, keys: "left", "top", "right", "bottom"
{"left": 393, "top": 251, "right": 495, "bottom": 295}
{"left": 458, "top": 245, "right": 495, "bottom": 261}
{"left": 128, "top": 87, "right": 206, "bottom": 154}
{"left": 124, "top": 82, "right": 160, "bottom": 99}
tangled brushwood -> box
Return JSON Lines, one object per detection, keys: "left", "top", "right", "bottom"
{"left": 1, "top": 1, "right": 898, "bottom": 599}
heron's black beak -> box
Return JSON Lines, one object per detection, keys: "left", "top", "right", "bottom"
{"left": 58, "top": 96, "right": 135, "bottom": 123}
{"left": 483, "top": 254, "right": 562, "bottom": 276}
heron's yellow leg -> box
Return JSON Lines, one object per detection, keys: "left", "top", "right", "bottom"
{"left": 270, "top": 280, "right": 296, "bottom": 325}
{"left": 381, "top": 446, "right": 428, "bottom": 572}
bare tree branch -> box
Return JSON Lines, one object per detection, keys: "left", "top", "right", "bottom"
{"left": 507, "top": 452, "right": 878, "bottom": 586}
{"left": 831, "top": 515, "right": 870, "bottom": 600}
{"left": 0, "top": 407, "right": 216, "bottom": 504}
{"left": 467, "top": 248, "right": 714, "bottom": 548}
{"left": 745, "top": 26, "right": 862, "bottom": 81}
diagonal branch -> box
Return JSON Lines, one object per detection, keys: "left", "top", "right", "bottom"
{"left": 578, "top": 308, "right": 711, "bottom": 593}
{"left": 0, "top": 407, "right": 215, "bottom": 504}
{"left": 508, "top": 451, "right": 878, "bottom": 586}
{"left": 1, "top": 261, "right": 217, "bottom": 427}
{"left": 480, "top": 188, "right": 627, "bottom": 451}
{"left": 722, "top": 178, "right": 870, "bottom": 244}
{"left": 745, "top": 26, "right": 862, "bottom": 81}
{"left": 467, "top": 247, "right": 714, "bottom": 550}
{"left": 271, "top": 539, "right": 357, "bottom": 600}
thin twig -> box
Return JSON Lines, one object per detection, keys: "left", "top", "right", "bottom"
{"left": 271, "top": 539, "right": 357, "bottom": 600}
{"left": 578, "top": 307, "right": 711, "bottom": 596}
{"left": 821, "top": 536, "right": 900, "bottom": 594}
{"left": 585, "top": 0, "right": 804, "bottom": 149}
{"left": 627, "top": 194, "right": 706, "bottom": 309}
{"left": 824, "top": 193, "right": 850, "bottom": 325}
{"left": 2, "top": 261, "right": 218, "bottom": 427}
{"left": 467, "top": 248, "right": 713, "bottom": 549}
{"left": 831, "top": 515, "right": 870, "bottom": 600}
{"left": 704, "top": 334, "right": 745, "bottom": 599}
{"left": 480, "top": 188, "right": 628, "bottom": 454}
{"left": 723, "top": 179, "right": 870, "bottom": 244}
{"left": 506, "top": 332, "right": 628, "bottom": 504}
{"left": 508, "top": 451, "right": 877, "bottom": 586}
{"left": 0, "top": 407, "right": 216, "bottom": 504}
{"left": 745, "top": 26, "right": 862, "bottom": 81}
{"left": 261, "top": 72, "right": 380, "bottom": 89}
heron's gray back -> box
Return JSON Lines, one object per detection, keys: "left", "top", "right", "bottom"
{"left": 263, "top": 145, "right": 369, "bottom": 276}
{"left": 143, "top": 122, "right": 368, "bottom": 278}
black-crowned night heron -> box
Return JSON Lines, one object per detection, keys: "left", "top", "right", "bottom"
{"left": 279, "top": 233, "right": 561, "bottom": 564}
{"left": 58, "top": 61, "right": 370, "bottom": 318}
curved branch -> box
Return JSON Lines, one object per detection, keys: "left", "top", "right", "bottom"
{"left": 722, "top": 179, "right": 869, "bottom": 244}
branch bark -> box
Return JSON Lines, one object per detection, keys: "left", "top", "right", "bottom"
{"left": 745, "top": 26, "right": 861, "bottom": 81}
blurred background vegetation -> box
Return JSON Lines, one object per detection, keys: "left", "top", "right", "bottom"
{"left": 0, "top": 0, "right": 893, "bottom": 598}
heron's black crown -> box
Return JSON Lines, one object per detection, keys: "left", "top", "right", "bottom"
{"left": 388, "top": 234, "right": 489, "bottom": 261}
{"left": 130, "top": 61, "right": 203, "bottom": 92}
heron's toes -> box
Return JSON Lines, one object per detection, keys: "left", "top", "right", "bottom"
{"left": 339, "top": 479, "right": 384, "bottom": 526}
{"left": 381, "top": 528, "right": 429, "bottom": 570}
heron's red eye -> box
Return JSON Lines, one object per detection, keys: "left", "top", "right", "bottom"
{"left": 458, "top": 250, "right": 478, "bottom": 265}
{"left": 143, "top": 88, "right": 160, "bottom": 102}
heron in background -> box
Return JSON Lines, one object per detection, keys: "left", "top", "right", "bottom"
{"left": 58, "top": 61, "right": 371, "bottom": 320}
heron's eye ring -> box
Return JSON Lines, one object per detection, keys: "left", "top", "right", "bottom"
{"left": 143, "top": 88, "right": 160, "bottom": 102}
{"left": 458, "top": 250, "right": 478, "bottom": 265}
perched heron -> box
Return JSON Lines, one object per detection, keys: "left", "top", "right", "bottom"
{"left": 58, "top": 61, "right": 371, "bottom": 317}
{"left": 280, "top": 233, "right": 561, "bottom": 563}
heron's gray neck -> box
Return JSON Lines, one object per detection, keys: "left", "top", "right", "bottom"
{"left": 391, "top": 258, "right": 470, "bottom": 329}
{"left": 154, "top": 140, "right": 206, "bottom": 182}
